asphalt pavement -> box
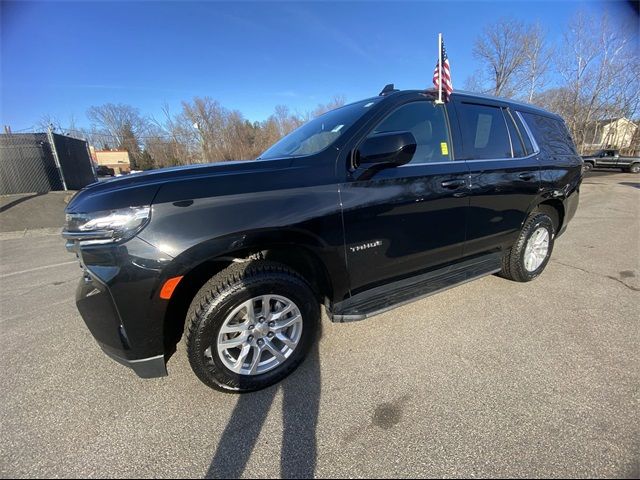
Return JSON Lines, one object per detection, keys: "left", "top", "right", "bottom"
{"left": 0, "top": 171, "right": 638, "bottom": 478}
{"left": 0, "top": 191, "right": 74, "bottom": 233}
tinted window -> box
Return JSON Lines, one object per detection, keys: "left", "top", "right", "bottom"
{"left": 512, "top": 111, "right": 534, "bottom": 154}
{"left": 369, "top": 102, "right": 451, "bottom": 164}
{"left": 457, "top": 103, "right": 512, "bottom": 159}
{"left": 504, "top": 110, "right": 526, "bottom": 158}
{"left": 520, "top": 112, "right": 577, "bottom": 156}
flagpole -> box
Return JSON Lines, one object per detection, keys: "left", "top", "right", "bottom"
{"left": 438, "top": 33, "right": 443, "bottom": 104}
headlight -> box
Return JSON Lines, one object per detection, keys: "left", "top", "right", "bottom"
{"left": 63, "top": 206, "right": 151, "bottom": 244}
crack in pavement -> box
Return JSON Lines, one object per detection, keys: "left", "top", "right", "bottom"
{"left": 605, "top": 275, "right": 640, "bottom": 292}
{"left": 552, "top": 260, "right": 640, "bottom": 292}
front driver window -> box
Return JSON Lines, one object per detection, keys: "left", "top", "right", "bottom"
{"left": 369, "top": 102, "right": 452, "bottom": 164}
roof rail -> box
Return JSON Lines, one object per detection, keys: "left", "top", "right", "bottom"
{"left": 421, "top": 88, "right": 438, "bottom": 98}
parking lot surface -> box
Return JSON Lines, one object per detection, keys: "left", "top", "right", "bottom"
{"left": 1, "top": 171, "right": 638, "bottom": 478}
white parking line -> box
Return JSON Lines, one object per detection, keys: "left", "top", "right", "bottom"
{"left": 0, "top": 261, "right": 77, "bottom": 279}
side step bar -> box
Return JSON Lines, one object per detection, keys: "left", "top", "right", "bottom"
{"left": 331, "top": 252, "right": 502, "bottom": 322}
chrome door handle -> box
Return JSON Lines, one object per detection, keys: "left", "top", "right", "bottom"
{"left": 441, "top": 179, "right": 466, "bottom": 189}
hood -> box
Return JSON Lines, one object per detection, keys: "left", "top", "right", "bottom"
{"left": 66, "top": 158, "right": 289, "bottom": 213}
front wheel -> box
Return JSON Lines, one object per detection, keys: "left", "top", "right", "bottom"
{"left": 582, "top": 162, "right": 593, "bottom": 173}
{"left": 498, "top": 212, "right": 555, "bottom": 282}
{"left": 184, "top": 261, "right": 319, "bottom": 392}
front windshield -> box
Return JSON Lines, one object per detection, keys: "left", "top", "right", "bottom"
{"left": 258, "top": 98, "right": 380, "bottom": 160}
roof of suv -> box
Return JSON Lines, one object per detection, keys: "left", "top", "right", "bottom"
{"left": 384, "top": 88, "right": 562, "bottom": 121}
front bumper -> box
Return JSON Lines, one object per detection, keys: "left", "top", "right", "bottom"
{"left": 100, "top": 345, "right": 167, "bottom": 378}
{"left": 71, "top": 236, "right": 174, "bottom": 379}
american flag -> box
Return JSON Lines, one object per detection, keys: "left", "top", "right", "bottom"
{"left": 433, "top": 37, "right": 453, "bottom": 101}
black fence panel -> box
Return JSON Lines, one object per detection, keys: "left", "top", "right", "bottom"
{"left": 0, "top": 133, "right": 96, "bottom": 195}
{"left": 0, "top": 133, "right": 63, "bottom": 194}
{"left": 51, "top": 133, "right": 96, "bottom": 191}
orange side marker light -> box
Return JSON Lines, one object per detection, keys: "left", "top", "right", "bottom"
{"left": 160, "top": 276, "right": 184, "bottom": 300}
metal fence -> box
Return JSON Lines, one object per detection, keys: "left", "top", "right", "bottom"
{"left": 50, "top": 133, "right": 96, "bottom": 190}
{"left": 0, "top": 131, "right": 96, "bottom": 195}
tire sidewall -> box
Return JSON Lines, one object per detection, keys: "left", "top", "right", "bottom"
{"left": 630, "top": 163, "right": 640, "bottom": 174}
{"left": 518, "top": 215, "right": 554, "bottom": 281}
{"left": 190, "top": 273, "right": 318, "bottom": 392}
{"left": 583, "top": 162, "right": 593, "bottom": 173}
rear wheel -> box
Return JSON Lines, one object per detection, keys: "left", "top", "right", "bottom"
{"left": 498, "top": 212, "right": 555, "bottom": 282}
{"left": 185, "top": 260, "right": 319, "bottom": 392}
{"left": 629, "top": 163, "right": 640, "bottom": 174}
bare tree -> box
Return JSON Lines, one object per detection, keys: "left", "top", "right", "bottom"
{"left": 470, "top": 18, "right": 550, "bottom": 101}
{"left": 86, "top": 103, "right": 152, "bottom": 168}
{"left": 167, "top": 97, "right": 267, "bottom": 162}
{"left": 547, "top": 10, "right": 640, "bottom": 152}
{"left": 147, "top": 103, "right": 195, "bottom": 167}
{"left": 472, "top": 18, "right": 532, "bottom": 97}
{"left": 86, "top": 103, "right": 149, "bottom": 147}
{"left": 463, "top": 72, "right": 489, "bottom": 95}
{"left": 35, "top": 114, "right": 63, "bottom": 133}
{"left": 310, "top": 95, "right": 346, "bottom": 117}
{"left": 95, "top": 95, "right": 349, "bottom": 168}
{"left": 271, "top": 105, "right": 303, "bottom": 138}
{"left": 36, "top": 114, "right": 90, "bottom": 141}
{"left": 520, "top": 23, "right": 552, "bottom": 103}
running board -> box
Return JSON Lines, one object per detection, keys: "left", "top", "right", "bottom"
{"left": 331, "top": 252, "right": 502, "bottom": 322}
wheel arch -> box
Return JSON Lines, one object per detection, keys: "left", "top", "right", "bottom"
{"left": 161, "top": 233, "right": 340, "bottom": 357}
{"left": 534, "top": 199, "right": 565, "bottom": 234}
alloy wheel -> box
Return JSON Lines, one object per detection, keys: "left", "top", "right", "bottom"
{"left": 208, "top": 295, "right": 303, "bottom": 376}
{"left": 524, "top": 227, "right": 550, "bottom": 272}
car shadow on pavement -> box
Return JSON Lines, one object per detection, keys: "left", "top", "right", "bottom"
{"left": 0, "top": 192, "right": 45, "bottom": 213}
{"left": 618, "top": 182, "right": 640, "bottom": 189}
{"left": 205, "top": 326, "right": 322, "bottom": 479}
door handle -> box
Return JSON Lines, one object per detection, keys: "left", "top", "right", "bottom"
{"left": 441, "top": 179, "right": 466, "bottom": 189}
{"left": 518, "top": 173, "right": 536, "bottom": 181}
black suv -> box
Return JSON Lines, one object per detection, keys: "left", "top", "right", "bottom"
{"left": 95, "top": 165, "right": 115, "bottom": 177}
{"left": 63, "top": 89, "right": 582, "bottom": 392}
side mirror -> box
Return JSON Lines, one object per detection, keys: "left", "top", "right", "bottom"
{"left": 357, "top": 131, "right": 417, "bottom": 168}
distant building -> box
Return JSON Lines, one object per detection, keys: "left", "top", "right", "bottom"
{"left": 583, "top": 117, "right": 638, "bottom": 153}
{"left": 90, "top": 148, "right": 131, "bottom": 174}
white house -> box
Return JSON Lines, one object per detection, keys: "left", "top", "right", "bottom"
{"left": 583, "top": 117, "right": 638, "bottom": 152}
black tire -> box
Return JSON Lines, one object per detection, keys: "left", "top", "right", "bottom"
{"left": 582, "top": 162, "right": 593, "bottom": 173}
{"left": 498, "top": 212, "right": 555, "bottom": 282}
{"left": 185, "top": 260, "right": 319, "bottom": 393}
{"left": 629, "top": 163, "right": 640, "bottom": 174}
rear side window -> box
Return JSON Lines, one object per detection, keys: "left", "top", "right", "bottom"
{"left": 504, "top": 110, "right": 526, "bottom": 158}
{"left": 512, "top": 111, "right": 535, "bottom": 155}
{"left": 519, "top": 112, "right": 577, "bottom": 156}
{"left": 457, "top": 103, "right": 512, "bottom": 159}
{"left": 370, "top": 101, "right": 452, "bottom": 164}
